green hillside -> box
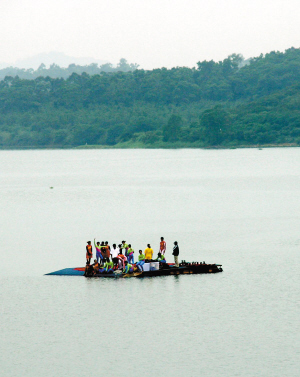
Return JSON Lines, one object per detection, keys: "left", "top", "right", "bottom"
{"left": 1, "top": 48, "right": 300, "bottom": 148}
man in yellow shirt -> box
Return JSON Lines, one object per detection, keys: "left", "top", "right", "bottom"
{"left": 144, "top": 244, "right": 153, "bottom": 261}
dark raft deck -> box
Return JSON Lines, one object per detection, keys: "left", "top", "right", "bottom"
{"left": 45, "top": 262, "right": 223, "bottom": 278}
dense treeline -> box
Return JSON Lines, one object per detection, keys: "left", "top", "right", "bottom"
{"left": 0, "top": 48, "right": 300, "bottom": 148}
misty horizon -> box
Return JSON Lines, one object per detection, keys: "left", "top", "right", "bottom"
{"left": 0, "top": 46, "right": 298, "bottom": 72}
{"left": 1, "top": 0, "right": 299, "bottom": 70}
{"left": 0, "top": 52, "right": 109, "bottom": 70}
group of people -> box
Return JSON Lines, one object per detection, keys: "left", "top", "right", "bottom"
{"left": 85, "top": 237, "right": 180, "bottom": 276}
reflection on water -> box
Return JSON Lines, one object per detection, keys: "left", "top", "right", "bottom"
{"left": 0, "top": 148, "right": 299, "bottom": 377}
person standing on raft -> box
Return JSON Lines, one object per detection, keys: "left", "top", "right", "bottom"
{"left": 86, "top": 241, "right": 93, "bottom": 265}
{"left": 172, "top": 241, "right": 179, "bottom": 267}
{"left": 105, "top": 241, "right": 111, "bottom": 260}
{"left": 100, "top": 242, "right": 110, "bottom": 263}
{"left": 121, "top": 241, "right": 129, "bottom": 257}
{"left": 127, "top": 244, "right": 134, "bottom": 264}
{"left": 110, "top": 244, "right": 119, "bottom": 267}
{"left": 94, "top": 239, "right": 103, "bottom": 264}
{"left": 144, "top": 244, "right": 153, "bottom": 261}
{"left": 159, "top": 237, "right": 166, "bottom": 255}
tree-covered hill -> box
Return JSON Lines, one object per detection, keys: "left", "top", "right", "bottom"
{"left": 1, "top": 48, "right": 300, "bottom": 148}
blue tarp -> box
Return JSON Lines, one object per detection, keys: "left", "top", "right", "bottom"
{"left": 45, "top": 268, "right": 85, "bottom": 276}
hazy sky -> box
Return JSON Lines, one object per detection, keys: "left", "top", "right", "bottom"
{"left": 0, "top": 0, "right": 299, "bottom": 69}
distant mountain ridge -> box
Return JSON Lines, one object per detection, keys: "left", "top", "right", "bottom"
{"left": 0, "top": 56, "right": 139, "bottom": 80}
{"left": 3, "top": 52, "right": 108, "bottom": 69}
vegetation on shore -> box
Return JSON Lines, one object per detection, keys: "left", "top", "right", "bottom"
{"left": 0, "top": 48, "right": 300, "bottom": 149}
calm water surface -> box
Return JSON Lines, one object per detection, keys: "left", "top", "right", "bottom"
{"left": 0, "top": 149, "right": 299, "bottom": 377}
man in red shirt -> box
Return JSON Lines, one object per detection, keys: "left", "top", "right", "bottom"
{"left": 159, "top": 237, "right": 166, "bottom": 255}
{"left": 86, "top": 241, "right": 93, "bottom": 265}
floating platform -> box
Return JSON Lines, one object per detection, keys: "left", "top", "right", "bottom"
{"left": 45, "top": 262, "right": 223, "bottom": 277}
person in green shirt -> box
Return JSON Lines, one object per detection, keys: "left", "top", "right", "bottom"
{"left": 121, "top": 241, "right": 129, "bottom": 257}
{"left": 123, "top": 261, "right": 133, "bottom": 274}
{"left": 106, "top": 260, "right": 114, "bottom": 273}
{"left": 127, "top": 244, "right": 134, "bottom": 264}
{"left": 99, "top": 260, "right": 114, "bottom": 273}
{"left": 155, "top": 252, "right": 167, "bottom": 263}
{"left": 136, "top": 250, "right": 145, "bottom": 271}
{"left": 94, "top": 239, "right": 103, "bottom": 264}
{"left": 138, "top": 251, "right": 145, "bottom": 261}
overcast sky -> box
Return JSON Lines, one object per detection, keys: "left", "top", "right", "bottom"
{"left": 0, "top": 0, "right": 299, "bottom": 69}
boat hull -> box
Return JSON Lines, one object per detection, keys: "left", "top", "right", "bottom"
{"left": 45, "top": 267, "right": 85, "bottom": 276}
{"left": 139, "top": 264, "right": 222, "bottom": 277}
{"left": 46, "top": 264, "right": 223, "bottom": 277}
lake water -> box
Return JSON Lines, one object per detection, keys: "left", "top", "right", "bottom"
{"left": 0, "top": 148, "right": 299, "bottom": 377}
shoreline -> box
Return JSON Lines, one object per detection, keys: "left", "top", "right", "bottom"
{"left": 0, "top": 143, "right": 299, "bottom": 151}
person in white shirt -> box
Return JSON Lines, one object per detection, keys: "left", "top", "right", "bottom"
{"left": 111, "top": 244, "right": 119, "bottom": 267}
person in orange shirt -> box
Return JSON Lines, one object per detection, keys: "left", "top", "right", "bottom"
{"left": 100, "top": 241, "right": 110, "bottom": 263}
{"left": 86, "top": 241, "right": 93, "bottom": 265}
{"left": 159, "top": 237, "right": 166, "bottom": 255}
{"left": 105, "top": 241, "right": 111, "bottom": 262}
